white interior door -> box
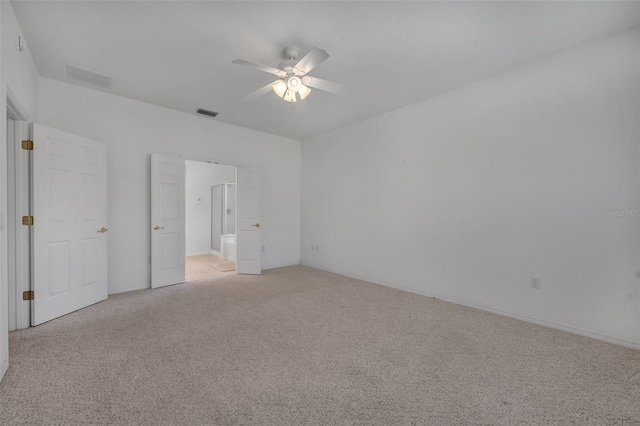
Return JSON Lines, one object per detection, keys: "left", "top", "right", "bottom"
{"left": 151, "top": 154, "right": 185, "bottom": 288}
{"left": 236, "top": 165, "right": 261, "bottom": 274}
{"left": 32, "top": 124, "right": 108, "bottom": 326}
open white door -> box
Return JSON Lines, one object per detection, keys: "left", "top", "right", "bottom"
{"left": 236, "top": 165, "right": 261, "bottom": 274}
{"left": 150, "top": 154, "right": 185, "bottom": 288}
{"left": 32, "top": 124, "right": 108, "bottom": 326}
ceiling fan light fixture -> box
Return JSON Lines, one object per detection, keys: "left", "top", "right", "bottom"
{"left": 298, "top": 84, "right": 311, "bottom": 100}
{"left": 272, "top": 80, "right": 287, "bottom": 98}
{"left": 287, "top": 76, "right": 302, "bottom": 92}
{"left": 282, "top": 89, "right": 297, "bottom": 103}
{"left": 234, "top": 46, "right": 345, "bottom": 107}
{"left": 273, "top": 78, "right": 311, "bottom": 103}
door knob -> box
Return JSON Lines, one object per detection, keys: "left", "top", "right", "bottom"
{"left": 98, "top": 227, "right": 108, "bottom": 233}
{"left": 153, "top": 225, "right": 165, "bottom": 230}
{"left": 252, "top": 223, "right": 260, "bottom": 228}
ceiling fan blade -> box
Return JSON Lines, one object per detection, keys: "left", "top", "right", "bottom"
{"left": 295, "top": 93, "right": 308, "bottom": 114}
{"left": 232, "top": 59, "right": 287, "bottom": 78}
{"left": 242, "top": 81, "right": 280, "bottom": 102}
{"left": 292, "top": 47, "right": 330, "bottom": 76}
{"left": 302, "top": 76, "right": 349, "bottom": 96}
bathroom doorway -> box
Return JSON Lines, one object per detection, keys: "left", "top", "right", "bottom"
{"left": 184, "top": 160, "right": 237, "bottom": 282}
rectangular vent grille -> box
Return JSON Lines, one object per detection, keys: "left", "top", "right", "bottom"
{"left": 67, "top": 64, "right": 112, "bottom": 88}
{"left": 196, "top": 108, "right": 219, "bottom": 118}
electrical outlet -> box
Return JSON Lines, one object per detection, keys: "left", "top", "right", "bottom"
{"left": 311, "top": 244, "right": 314, "bottom": 251}
{"left": 261, "top": 246, "right": 265, "bottom": 253}
{"left": 530, "top": 277, "right": 541, "bottom": 289}
{"left": 315, "top": 245, "right": 320, "bottom": 252}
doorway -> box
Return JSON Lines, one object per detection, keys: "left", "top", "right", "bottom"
{"left": 184, "top": 160, "right": 237, "bottom": 282}
{"left": 5, "top": 88, "right": 30, "bottom": 335}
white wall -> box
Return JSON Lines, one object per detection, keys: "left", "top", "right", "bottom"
{"left": 1, "top": 1, "right": 39, "bottom": 119}
{"left": 0, "top": 0, "right": 40, "bottom": 381}
{"left": 39, "top": 78, "right": 301, "bottom": 294}
{"left": 301, "top": 28, "right": 640, "bottom": 348}
{"left": 0, "top": 0, "right": 7, "bottom": 383}
{"left": 185, "top": 160, "right": 235, "bottom": 255}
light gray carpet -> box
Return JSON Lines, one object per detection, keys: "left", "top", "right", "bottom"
{"left": 1, "top": 265, "right": 639, "bottom": 425}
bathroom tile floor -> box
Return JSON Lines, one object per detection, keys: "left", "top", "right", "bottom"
{"left": 185, "top": 254, "right": 235, "bottom": 282}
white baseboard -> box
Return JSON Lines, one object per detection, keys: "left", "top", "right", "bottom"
{"left": 209, "top": 250, "right": 221, "bottom": 257}
{"left": 108, "top": 282, "right": 149, "bottom": 295}
{"left": 186, "top": 251, "right": 211, "bottom": 257}
{"left": 263, "top": 261, "right": 300, "bottom": 270}
{"left": 299, "top": 262, "right": 640, "bottom": 351}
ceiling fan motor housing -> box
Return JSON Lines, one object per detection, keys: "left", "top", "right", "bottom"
{"left": 283, "top": 47, "right": 299, "bottom": 60}
{"left": 278, "top": 58, "right": 298, "bottom": 72}
{"left": 278, "top": 47, "right": 300, "bottom": 72}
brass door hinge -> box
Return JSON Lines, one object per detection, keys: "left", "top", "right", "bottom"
{"left": 21, "top": 140, "right": 33, "bottom": 150}
{"left": 23, "top": 291, "right": 34, "bottom": 301}
{"left": 22, "top": 216, "right": 34, "bottom": 226}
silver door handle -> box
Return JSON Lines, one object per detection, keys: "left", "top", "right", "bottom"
{"left": 153, "top": 225, "right": 165, "bottom": 230}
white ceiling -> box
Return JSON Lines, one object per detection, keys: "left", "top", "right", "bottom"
{"left": 11, "top": 1, "right": 640, "bottom": 141}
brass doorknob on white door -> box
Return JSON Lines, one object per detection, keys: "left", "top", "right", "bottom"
{"left": 252, "top": 223, "right": 260, "bottom": 228}
{"left": 153, "top": 225, "right": 165, "bottom": 230}
{"left": 98, "top": 227, "right": 108, "bottom": 233}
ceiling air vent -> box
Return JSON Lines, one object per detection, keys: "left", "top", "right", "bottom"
{"left": 196, "top": 108, "right": 219, "bottom": 118}
{"left": 67, "top": 64, "right": 112, "bottom": 88}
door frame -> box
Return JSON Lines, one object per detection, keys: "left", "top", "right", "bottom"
{"left": 1, "top": 83, "right": 30, "bottom": 382}
{"left": 5, "top": 88, "right": 30, "bottom": 331}
{"left": 180, "top": 154, "right": 238, "bottom": 271}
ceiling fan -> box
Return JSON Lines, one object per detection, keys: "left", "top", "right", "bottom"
{"left": 232, "top": 46, "right": 348, "bottom": 112}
